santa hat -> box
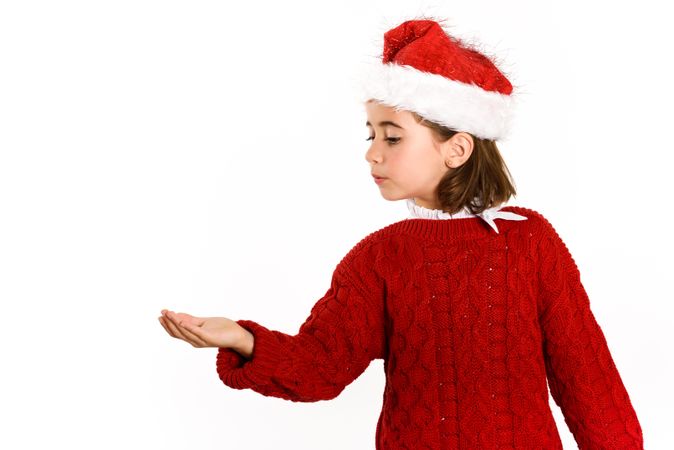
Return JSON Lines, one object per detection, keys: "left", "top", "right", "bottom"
{"left": 356, "top": 19, "right": 517, "bottom": 141}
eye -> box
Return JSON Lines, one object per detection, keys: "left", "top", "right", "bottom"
{"left": 365, "top": 136, "right": 400, "bottom": 144}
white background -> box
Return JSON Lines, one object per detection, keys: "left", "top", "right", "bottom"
{"left": 1, "top": 0, "right": 672, "bottom": 448}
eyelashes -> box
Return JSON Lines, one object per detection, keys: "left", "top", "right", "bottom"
{"left": 366, "top": 137, "right": 401, "bottom": 144}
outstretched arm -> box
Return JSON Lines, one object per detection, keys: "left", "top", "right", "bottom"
{"left": 536, "top": 215, "right": 644, "bottom": 449}
{"left": 215, "top": 260, "right": 387, "bottom": 403}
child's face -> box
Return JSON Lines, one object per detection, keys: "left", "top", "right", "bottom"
{"left": 364, "top": 100, "right": 471, "bottom": 209}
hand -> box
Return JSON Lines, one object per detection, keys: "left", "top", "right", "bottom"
{"left": 158, "top": 309, "right": 243, "bottom": 349}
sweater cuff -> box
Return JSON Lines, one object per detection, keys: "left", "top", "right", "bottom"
{"left": 216, "top": 319, "right": 283, "bottom": 390}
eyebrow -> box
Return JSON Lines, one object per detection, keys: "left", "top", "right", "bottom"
{"left": 365, "top": 120, "right": 404, "bottom": 129}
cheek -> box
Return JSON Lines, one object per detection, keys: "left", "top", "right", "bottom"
{"left": 394, "top": 148, "right": 436, "bottom": 176}
{"left": 387, "top": 154, "right": 413, "bottom": 180}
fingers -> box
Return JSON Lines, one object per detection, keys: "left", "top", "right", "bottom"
{"left": 160, "top": 310, "right": 207, "bottom": 348}
{"left": 178, "top": 323, "right": 210, "bottom": 347}
{"left": 158, "top": 315, "right": 174, "bottom": 337}
{"left": 160, "top": 311, "right": 188, "bottom": 341}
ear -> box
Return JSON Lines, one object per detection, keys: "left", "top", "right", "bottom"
{"left": 443, "top": 132, "right": 474, "bottom": 168}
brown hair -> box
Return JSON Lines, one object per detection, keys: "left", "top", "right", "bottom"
{"left": 410, "top": 111, "right": 518, "bottom": 215}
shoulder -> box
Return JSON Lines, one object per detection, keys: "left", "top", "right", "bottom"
{"left": 504, "top": 205, "right": 578, "bottom": 268}
{"left": 499, "top": 205, "right": 560, "bottom": 238}
{"left": 335, "top": 223, "right": 401, "bottom": 269}
{"left": 331, "top": 221, "right": 418, "bottom": 286}
{"left": 323, "top": 225, "right": 402, "bottom": 301}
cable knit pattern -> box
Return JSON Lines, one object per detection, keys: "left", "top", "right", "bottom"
{"left": 215, "top": 205, "right": 643, "bottom": 449}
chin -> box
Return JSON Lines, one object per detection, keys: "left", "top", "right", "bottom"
{"left": 378, "top": 190, "right": 408, "bottom": 202}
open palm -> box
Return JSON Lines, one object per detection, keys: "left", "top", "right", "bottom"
{"left": 158, "top": 309, "right": 241, "bottom": 348}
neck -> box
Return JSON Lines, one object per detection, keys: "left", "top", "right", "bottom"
{"left": 412, "top": 196, "right": 441, "bottom": 210}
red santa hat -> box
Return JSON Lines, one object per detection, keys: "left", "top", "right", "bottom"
{"left": 356, "top": 18, "right": 517, "bottom": 141}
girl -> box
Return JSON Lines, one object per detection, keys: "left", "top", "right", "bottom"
{"left": 158, "top": 18, "right": 644, "bottom": 449}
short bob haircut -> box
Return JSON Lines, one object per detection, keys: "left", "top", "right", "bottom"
{"left": 404, "top": 106, "right": 518, "bottom": 216}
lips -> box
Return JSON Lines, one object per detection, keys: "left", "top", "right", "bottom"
{"left": 372, "top": 174, "right": 387, "bottom": 185}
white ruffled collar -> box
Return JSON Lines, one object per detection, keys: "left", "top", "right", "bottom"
{"left": 405, "top": 197, "right": 527, "bottom": 234}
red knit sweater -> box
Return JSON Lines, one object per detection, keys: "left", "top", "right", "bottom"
{"left": 215, "top": 206, "right": 643, "bottom": 449}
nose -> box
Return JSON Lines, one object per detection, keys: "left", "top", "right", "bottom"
{"left": 365, "top": 142, "right": 382, "bottom": 165}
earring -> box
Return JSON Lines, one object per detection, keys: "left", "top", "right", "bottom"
{"left": 444, "top": 160, "right": 453, "bottom": 169}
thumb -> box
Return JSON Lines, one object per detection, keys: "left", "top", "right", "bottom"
{"left": 174, "top": 312, "right": 206, "bottom": 327}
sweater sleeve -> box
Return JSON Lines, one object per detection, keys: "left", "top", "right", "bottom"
{"left": 215, "top": 259, "right": 386, "bottom": 403}
{"left": 536, "top": 215, "right": 644, "bottom": 449}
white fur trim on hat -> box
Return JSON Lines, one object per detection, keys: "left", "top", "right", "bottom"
{"left": 356, "top": 61, "right": 517, "bottom": 141}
